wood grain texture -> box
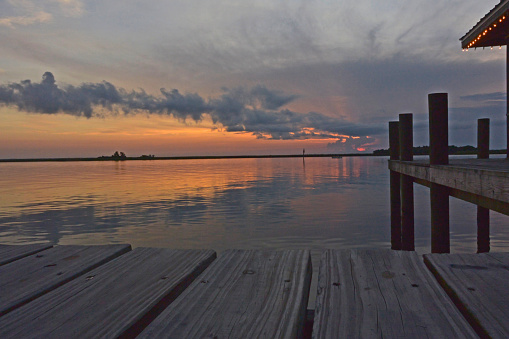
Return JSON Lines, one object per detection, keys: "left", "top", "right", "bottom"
{"left": 0, "top": 244, "right": 53, "bottom": 266}
{"left": 139, "top": 249, "right": 312, "bottom": 339}
{"left": 0, "top": 247, "right": 215, "bottom": 338}
{"left": 313, "top": 249, "right": 477, "bottom": 339}
{"left": 424, "top": 252, "right": 509, "bottom": 338}
{"left": 0, "top": 244, "right": 130, "bottom": 316}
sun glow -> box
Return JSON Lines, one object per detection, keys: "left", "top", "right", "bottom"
{"left": 1, "top": 107, "right": 366, "bottom": 158}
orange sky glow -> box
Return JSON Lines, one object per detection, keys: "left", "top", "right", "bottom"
{"left": 0, "top": 106, "right": 373, "bottom": 158}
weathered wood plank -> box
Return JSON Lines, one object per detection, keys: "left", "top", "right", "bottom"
{"left": 424, "top": 252, "right": 509, "bottom": 338}
{"left": 0, "top": 244, "right": 130, "bottom": 316}
{"left": 389, "top": 159, "right": 509, "bottom": 204}
{"left": 392, "top": 158, "right": 509, "bottom": 172}
{"left": 0, "top": 244, "right": 53, "bottom": 266}
{"left": 0, "top": 248, "right": 216, "bottom": 338}
{"left": 139, "top": 249, "right": 312, "bottom": 339}
{"left": 313, "top": 249, "right": 476, "bottom": 338}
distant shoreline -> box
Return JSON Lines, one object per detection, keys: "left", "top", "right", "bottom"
{"left": 2, "top": 147, "right": 505, "bottom": 163}
{"left": 0, "top": 153, "right": 374, "bottom": 163}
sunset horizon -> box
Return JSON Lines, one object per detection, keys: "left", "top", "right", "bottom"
{"left": 1, "top": 1, "right": 507, "bottom": 158}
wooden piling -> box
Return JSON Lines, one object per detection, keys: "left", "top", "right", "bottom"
{"left": 478, "top": 118, "right": 490, "bottom": 159}
{"left": 429, "top": 93, "right": 450, "bottom": 253}
{"left": 389, "top": 121, "right": 401, "bottom": 250}
{"left": 477, "top": 206, "right": 490, "bottom": 253}
{"left": 430, "top": 185, "right": 450, "bottom": 253}
{"left": 477, "top": 118, "right": 490, "bottom": 253}
{"left": 429, "top": 93, "right": 448, "bottom": 165}
{"left": 389, "top": 121, "right": 400, "bottom": 161}
{"left": 399, "top": 114, "right": 414, "bottom": 251}
{"left": 399, "top": 114, "right": 413, "bottom": 162}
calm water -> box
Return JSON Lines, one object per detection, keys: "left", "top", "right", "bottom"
{"left": 1, "top": 156, "right": 508, "bottom": 254}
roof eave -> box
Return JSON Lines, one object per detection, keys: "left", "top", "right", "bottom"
{"left": 460, "top": 0, "right": 509, "bottom": 49}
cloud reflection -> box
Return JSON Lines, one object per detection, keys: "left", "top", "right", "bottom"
{"left": 0, "top": 158, "right": 389, "bottom": 250}
{"left": 2, "top": 157, "right": 507, "bottom": 253}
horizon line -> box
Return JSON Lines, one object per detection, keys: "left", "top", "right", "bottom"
{"left": 0, "top": 153, "right": 375, "bottom": 163}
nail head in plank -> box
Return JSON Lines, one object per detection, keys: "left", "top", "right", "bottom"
{"left": 0, "top": 244, "right": 131, "bottom": 316}
{"left": 139, "top": 249, "right": 312, "bottom": 339}
{"left": 313, "top": 249, "right": 476, "bottom": 338}
{"left": 424, "top": 252, "right": 509, "bottom": 338}
{"left": 0, "top": 248, "right": 216, "bottom": 338}
{"left": 0, "top": 244, "right": 53, "bottom": 266}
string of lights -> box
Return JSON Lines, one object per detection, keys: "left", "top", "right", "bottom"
{"left": 463, "top": 13, "right": 507, "bottom": 51}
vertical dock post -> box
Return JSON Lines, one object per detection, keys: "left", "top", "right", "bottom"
{"left": 429, "top": 93, "right": 449, "bottom": 166}
{"left": 506, "top": 46, "right": 509, "bottom": 158}
{"left": 429, "top": 93, "right": 450, "bottom": 253}
{"left": 389, "top": 121, "right": 401, "bottom": 250}
{"left": 399, "top": 114, "right": 413, "bottom": 162}
{"left": 477, "top": 206, "right": 490, "bottom": 253}
{"left": 477, "top": 118, "right": 490, "bottom": 252}
{"left": 399, "top": 113, "right": 414, "bottom": 251}
{"left": 478, "top": 118, "right": 490, "bottom": 159}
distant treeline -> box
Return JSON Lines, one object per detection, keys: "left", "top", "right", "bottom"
{"left": 373, "top": 145, "right": 506, "bottom": 156}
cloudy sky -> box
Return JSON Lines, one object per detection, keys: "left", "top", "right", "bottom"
{"left": 0, "top": 0, "right": 506, "bottom": 158}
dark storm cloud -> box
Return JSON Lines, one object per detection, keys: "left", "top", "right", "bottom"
{"left": 0, "top": 72, "right": 383, "bottom": 142}
{"left": 0, "top": 72, "right": 122, "bottom": 118}
{"left": 249, "top": 85, "right": 299, "bottom": 110}
{"left": 122, "top": 88, "right": 210, "bottom": 121}
{"left": 208, "top": 88, "right": 383, "bottom": 139}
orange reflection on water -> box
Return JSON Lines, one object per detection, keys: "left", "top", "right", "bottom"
{"left": 0, "top": 159, "right": 272, "bottom": 215}
{"left": 339, "top": 156, "right": 363, "bottom": 178}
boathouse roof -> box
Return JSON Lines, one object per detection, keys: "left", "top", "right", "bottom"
{"left": 460, "top": 0, "right": 509, "bottom": 49}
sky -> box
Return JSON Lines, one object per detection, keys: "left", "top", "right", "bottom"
{"left": 0, "top": 0, "right": 507, "bottom": 158}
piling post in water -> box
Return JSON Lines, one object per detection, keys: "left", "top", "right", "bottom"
{"left": 477, "top": 206, "right": 490, "bottom": 253}
{"left": 478, "top": 118, "right": 490, "bottom": 159}
{"left": 477, "top": 118, "right": 490, "bottom": 252}
{"left": 389, "top": 121, "right": 401, "bottom": 250}
{"left": 399, "top": 113, "right": 414, "bottom": 251}
{"left": 399, "top": 114, "right": 413, "bottom": 162}
{"left": 429, "top": 93, "right": 449, "bottom": 166}
{"left": 506, "top": 46, "right": 509, "bottom": 158}
{"left": 429, "top": 93, "right": 450, "bottom": 253}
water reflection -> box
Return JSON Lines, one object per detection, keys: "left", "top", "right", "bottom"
{"left": 0, "top": 157, "right": 508, "bottom": 255}
{"left": 0, "top": 158, "right": 387, "bottom": 247}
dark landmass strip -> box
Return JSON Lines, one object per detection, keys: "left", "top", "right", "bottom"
{"left": 373, "top": 145, "right": 507, "bottom": 156}
{"left": 3, "top": 145, "right": 506, "bottom": 162}
{"left": 0, "top": 153, "right": 371, "bottom": 163}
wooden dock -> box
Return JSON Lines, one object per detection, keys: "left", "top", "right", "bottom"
{"left": 388, "top": 93, "right": 509, "bottom": 254}
{"left": 389, "top": 158, "right": 509, "bottom": 215}
{"left": 1, "top": 244, "right": 509, "bottom": 338}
